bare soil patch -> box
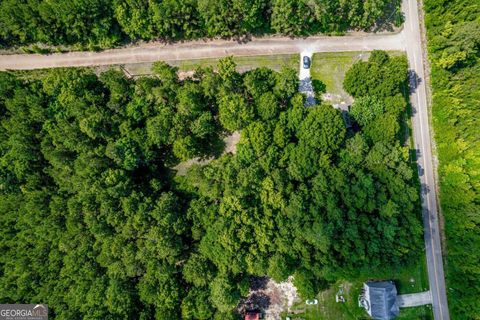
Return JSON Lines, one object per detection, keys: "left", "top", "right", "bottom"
{"left": 173, "top": 131, "right": 240, "bottom": 176}
{"left": 238, "top": 276, "right": 300, "bottom": 320}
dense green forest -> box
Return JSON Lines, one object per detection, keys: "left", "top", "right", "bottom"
{"left": 424, "top": 0, "right": 480, "bottom": 318}
{"left": 0, "top": 0, "right": 402, "bottom": 50}
{"left": 0, "top": 52, "right": 422, "bottom": 319}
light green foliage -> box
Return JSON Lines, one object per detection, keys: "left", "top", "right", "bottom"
{"left": 183, "top": 253, "right": 215, "bottom": 287}
{"left": 210, "top": 276, "right": 241, "bottom": 313}
{"left": 181, "top": 287, "right": 214, "bottom": 320}
{"left": 107, "top": 137, "right": 142, "bottom": 170}
{"left": 146, "top": 111, "right": 173, "bottom": 145}
{"left": 433, "top": 21, "right": 480, "bottom": 70}
{"left": 350, "top": 95, "right": 385, "bottom": 127}
{"left": 218, "top": 93, "right": 254, "bottom": 131}
{"left": 242, "top": 121, "right": 272, "bottom": 157}
{"left": 257, "top": 92, "right": 280, "bottom": 120}
{"left": 113, "top": 0, "right": 156, "bottom": 39}
{"left": 424, "top": 0, "right": 480, "bottom": 317}
{"left": 268, "top": 254, "right": 294, "bottom": 282}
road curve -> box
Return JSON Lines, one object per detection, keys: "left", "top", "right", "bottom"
{"left": 0, "top": 1, "right": 450, "bottom": 319}
{"left": 0, "top": 33, "right": 405, "bottom": 70}
{"left": 403, "top": 0, "right": 450, "bottom": 318}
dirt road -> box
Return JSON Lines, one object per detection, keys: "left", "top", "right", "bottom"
{"left": 0, "top": 33, "right": 405, "bottom": 70}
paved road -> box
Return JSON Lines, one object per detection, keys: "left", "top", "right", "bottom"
{"left": 0, "top": 1, "right": 450, "bottom": 319}
{"left": 403, "top": 0, "right": 450, "bottom": 318}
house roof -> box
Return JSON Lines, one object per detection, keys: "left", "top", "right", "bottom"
{"left": 364, "top": 281, "right": 399, "bottom": 320}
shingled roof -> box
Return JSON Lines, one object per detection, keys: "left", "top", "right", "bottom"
{"left": 363, "top": 281, "right": 399, "bottom": 320}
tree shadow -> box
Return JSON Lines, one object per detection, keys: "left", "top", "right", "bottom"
{"left": 250, "top": 276, "right": 269, "bottom": 290}
{"left": 417, "top": 164, "right": 425, "bottom": 177}
{"left": 371, "top": 1, "right": 404, "bottom": 32}
{"left": 312, "top": 79, "right": 326, "bottom": 94}
{"left": 237, "top": 276, "right": 272, "bottom": 316}
{"left": 200, "top": 134, "right": 226, "bottom": 160}
{"left": 234, "top": 33, "right": 253, "bottom": 44}
{"left": 408, "top": 69, "right": 422, "bottom": 94}
{"left": 237, "top": 293, "right": 270, "bottom": 318}
{"left": 421, "top": 182, "right": 430, "bottom": 195}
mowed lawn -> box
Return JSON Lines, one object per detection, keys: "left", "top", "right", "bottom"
{"left": 311, "top": 52, "right": 365, "bottom": 97}
{"left": 283, "top": 255, "right": 432, "bottom": 320}
{"left": 310, "top": 51, "right": 404, "bottom": 105}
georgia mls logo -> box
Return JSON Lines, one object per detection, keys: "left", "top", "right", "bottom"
{"left": 0, "top": 304, "right": 48, "bottom": 320}
{"left": 32, "top": 305, "right": 47, "bottom": 317}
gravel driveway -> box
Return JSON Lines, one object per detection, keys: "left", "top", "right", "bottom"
{"left": 298, "top": 51, "right": 316, "bottom": 106}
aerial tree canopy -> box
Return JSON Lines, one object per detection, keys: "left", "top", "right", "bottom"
{"left": 424, "top": 0, "right": 480, "bottom": 317}
{"left": 0, "top": 0, "right": 402, "bottom": 49}
{"left": 0, "top": 52, "right": 422, "bottom": 318}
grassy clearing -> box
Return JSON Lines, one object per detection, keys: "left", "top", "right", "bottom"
{"left": 283, "top": 255, "right": 432, "bottom": 320}
{"left": 310, "top": 52, "right": 366, "bottom": 103}
{"left": 310, "top": 51, "right": 404, "bottom": 105}
{"left": 119, "top": 54, "right": 299, "bottom": 76}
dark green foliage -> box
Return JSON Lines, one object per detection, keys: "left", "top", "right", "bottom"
{"left": 184, "top": 51, "right": 421, "bottom": 305}
{"left": 293, "top": 269, "right": 319, "bottom": 299}
{"left": 0, "top": 0, "right": 400, "bottom": 49}
{"left": 269, "top": 0, "right": 399, "bottom": 35}
{"left": 0, "top": 52, "right": 421, "bottom": 318}
{"left": 0, "top": 0, "right": 121, "bottom": 49}
{"left": 0, "top": 65, "right": 219, "bottom": 319}
{"left": 343, "top": 50, "right": 408, "bottom": 99}
{"left": 424, "top": 0, "right": 480, "bottom": 318}
{"left": 297, "top": 104, "right": 346, "bottom": 152}
{"left": 197, "top": 0, "right": 266, "bottom": 37}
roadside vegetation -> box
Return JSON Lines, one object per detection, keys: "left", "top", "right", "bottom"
{"left": 0, "top": 52, "right": 422, "bottom": 319}
{"left": 424, "top": 0, "right": 480, "bottom": 318}
{"left": 0, "top": 0, "right": 403, "bottom": 50}
{"left": 116, "top": 54, "right": 299, "bottom": 77}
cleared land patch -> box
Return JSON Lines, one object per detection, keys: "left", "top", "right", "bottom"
{"left": 282, "top": 256, "right": 432, "bottom": 319}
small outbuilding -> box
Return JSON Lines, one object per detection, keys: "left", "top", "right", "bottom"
{"left": 359, "top": 281, "right": 399, "bottom": 320}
